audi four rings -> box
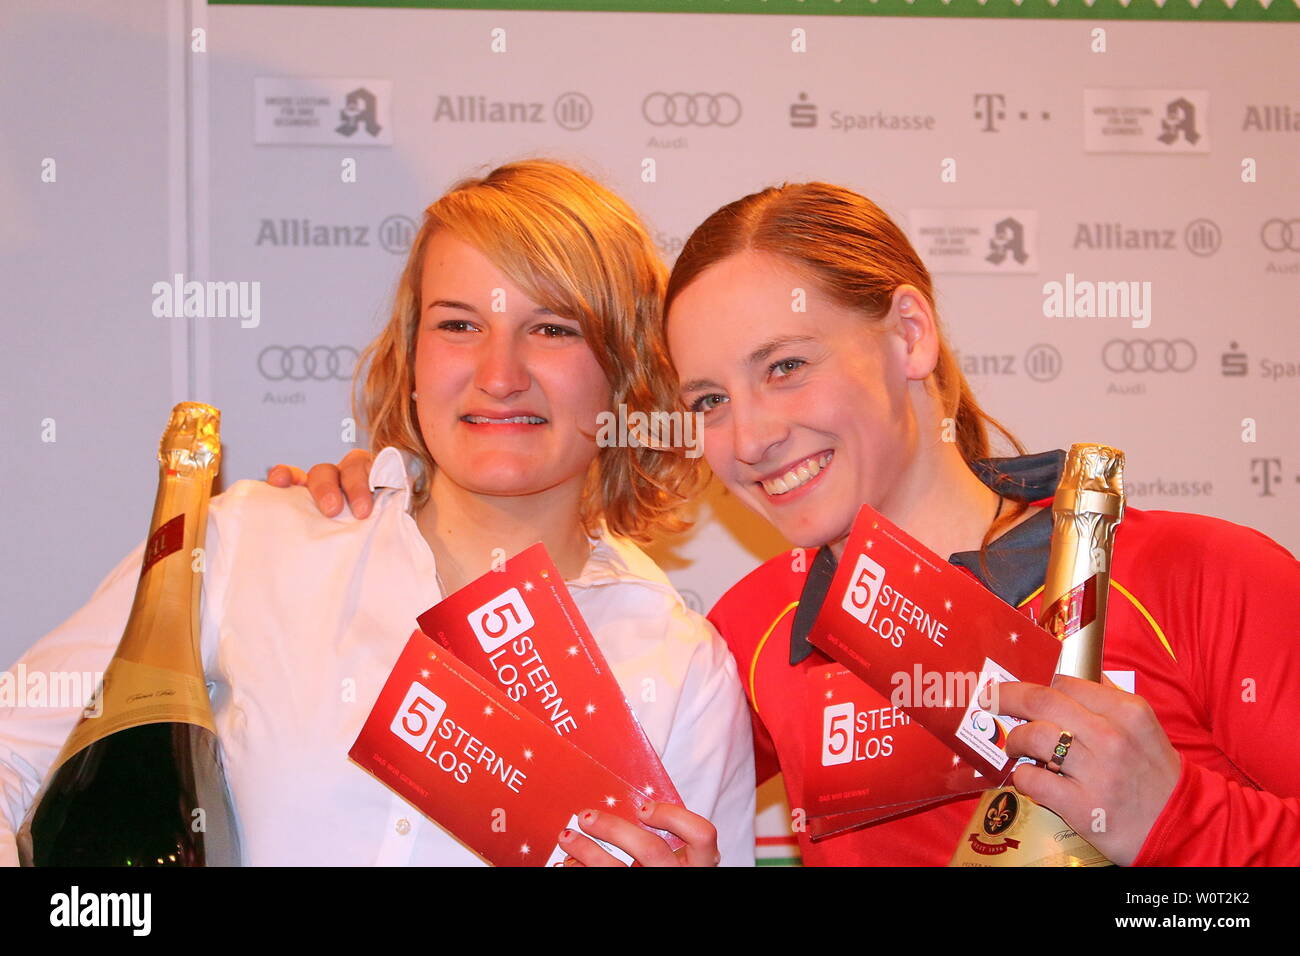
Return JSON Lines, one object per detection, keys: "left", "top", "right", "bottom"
{"left": 1261, "top": 219, "right": 1300, "bottom": 252}
{"left": 1102, "top": 339, "right": 1197, "bottom": 373}
{"left": 642, "top": 92, "right": 742, "bottom": 127}
{"left": 258, "top": 345, "right": 359, "bottom": 381}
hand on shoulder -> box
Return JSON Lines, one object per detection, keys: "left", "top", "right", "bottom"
{"left": 266, "top": 449, "right": 378, "bottom": 518}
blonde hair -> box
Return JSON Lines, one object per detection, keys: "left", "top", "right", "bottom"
{"left": 354, "top": 159, "right": 700, "bottom": 544}
{"left": 663, "top": 181, "right": 1030, "bottom": 554}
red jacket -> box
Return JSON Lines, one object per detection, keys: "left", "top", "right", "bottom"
{"left": 709, "top": 453, "right": 1300, "bottom": 866}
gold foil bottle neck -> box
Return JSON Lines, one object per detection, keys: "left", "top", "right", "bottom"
{"left": 1059, "top": 442, "right": 1125, "bottom": 496}
{"left": 159, "top": 402, "right": 222, "bottom": 476}
{"left": 1055, "top": 443, "right": 1126, "bottom": 520}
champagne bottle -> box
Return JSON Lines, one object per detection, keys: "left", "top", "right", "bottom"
{"left": 17, "top": 402, "right": 240, "bottom": 866}
{"left": 949, "top": 443, "right": 1125, "bottom": 867}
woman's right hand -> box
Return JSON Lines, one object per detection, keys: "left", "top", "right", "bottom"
{"left": 558, "top": 801, "right": 721, "bottom": 867}
{"left": 266, "top": 449, "right": 377, "bottom": 518}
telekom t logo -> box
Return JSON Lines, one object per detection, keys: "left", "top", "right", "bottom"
{"left": 973, "top": 93, "right": 1006, "bottom": 132}
{"left": 468, "top": 588, "right": 536, "bottom": 653}
{"left": 842, "top": 552, "right": 886, "bottom": 625}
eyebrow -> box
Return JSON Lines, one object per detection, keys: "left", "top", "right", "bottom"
{"left": 426, "top": 299, "right": 555, "bottom": 316}
{"left": 679, "top": 334, "right": 818, "bottom": 393}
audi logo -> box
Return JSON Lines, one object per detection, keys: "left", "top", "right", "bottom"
{"left": 1102, "top": 339, "right": 1197, "bottom": 373}
{"left": 258, "top": 345, "right": 359, "bottom": 381}
{"left": 642, "top": 92, "right": 742, "bottom": 128}
{"left": 1261, "top": 218, "right": 1300, "bottom": 253}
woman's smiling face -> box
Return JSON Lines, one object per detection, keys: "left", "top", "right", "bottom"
{"left": 413, "top": 230, "right": 610, "bottom": 500}
{"left": 669, "top": 250, "right": 926, "bottom": 550}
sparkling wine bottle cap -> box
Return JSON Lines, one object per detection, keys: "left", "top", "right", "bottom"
{"left": 160, "top": 402, "right": 222, "bottom": 475}
{"left": 1053, "top": 442, "right": 1125, "bottom": 520}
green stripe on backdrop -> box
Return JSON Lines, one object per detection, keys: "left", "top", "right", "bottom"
{"left": 208, "top": 0, "right": 1300, "bottom": 24}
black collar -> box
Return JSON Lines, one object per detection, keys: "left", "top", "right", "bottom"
{"left": 789, "top": 449, "right": 1066, "bottom": 665}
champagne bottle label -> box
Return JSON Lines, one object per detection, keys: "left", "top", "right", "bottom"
{"left": 53, "top": 657, "right": 216, "bottom": 769}
{"left": 954, "top": 788, "right": 1110, "bottom": 867}
{"left": 1041, "top": 575, "right": 1098, "bottom": 638}
{"left": 140, "top": 513, "right": 185, "bottom": 576}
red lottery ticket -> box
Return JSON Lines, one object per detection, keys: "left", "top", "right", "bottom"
{"left": 810, "top": 504, "right": 1061, "bottom": 783}
{"left": 350, "top": 629, "right": 660, "bottom": 867}
{"left": 416, "top": 543, "right": 682, "bottom": 809}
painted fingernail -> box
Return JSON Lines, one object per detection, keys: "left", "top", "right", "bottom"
{"left": 637, "top": 800, "right": 655, "bottom": 817}
{"left": 559, "top": 828, "right": 574, "bottom": 842}
{"left": 580, "top": 810, "right": 596, "bottom": 825}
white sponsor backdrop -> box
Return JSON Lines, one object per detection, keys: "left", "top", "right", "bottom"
{"left": 3, "top": 1, "right": 1297, "bottom": 861}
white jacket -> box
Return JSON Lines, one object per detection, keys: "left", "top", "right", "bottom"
{"left": 0, "top": 447, "right": 755, "bottom": 866}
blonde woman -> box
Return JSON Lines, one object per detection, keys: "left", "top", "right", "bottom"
{"left": 0, "top": 160, "right": 755, "bottom": 867}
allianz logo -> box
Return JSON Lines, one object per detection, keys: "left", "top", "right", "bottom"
{"left": 1072, "top": 219, "right": 1220, "bottom": 257}
{"left": 953, "top": 344, "right": 1061, "bottom": 382}
{"left": 255, "top": 215, "right": 416, "bottom": 253}
{"left": 954, "top": 350, "right": 1015, "bottom": 375}
{"left": 431, "top": 93, "right": 592, "bottom": 130}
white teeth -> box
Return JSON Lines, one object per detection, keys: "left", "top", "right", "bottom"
{"left": 463, "top": 416, "right": 546, "bottom": 424}
{"left": 760, "top": 452, "right": 833, "bottom": 497}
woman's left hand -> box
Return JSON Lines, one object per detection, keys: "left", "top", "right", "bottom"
{"left": 558, "top": 801, "right": 721, "bottom": 867}
{"left": 997, "top": 675, "right": 1183, "bottom": 866}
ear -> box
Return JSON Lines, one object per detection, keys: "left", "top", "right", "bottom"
{"left": 890, "top": 285, "right": 940, "bottom": 381}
